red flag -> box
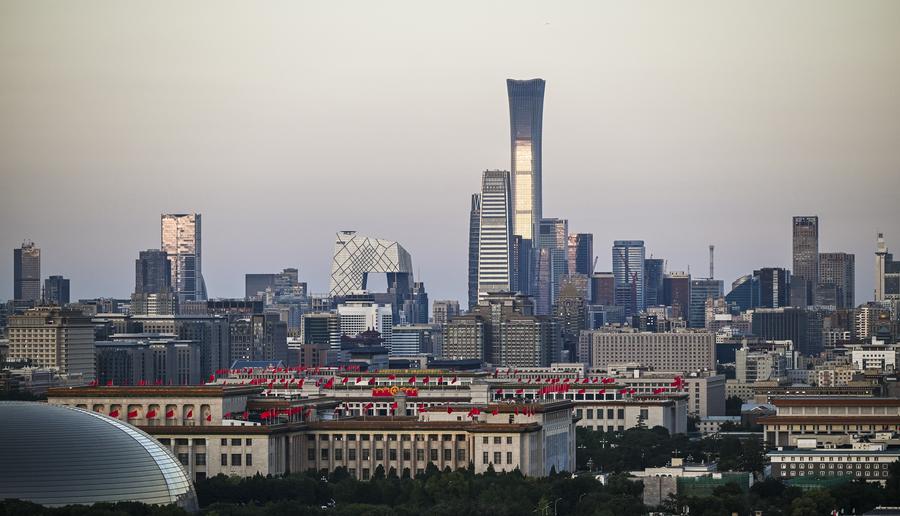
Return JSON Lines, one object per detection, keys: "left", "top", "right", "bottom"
{"left": 363, "top": 402, "right": 374, "bottom": 412}
{"left": 496, "top": 388, "right": 504, "bottom": 395}
{"left": 514, "top": 407, "right": 520, "bottom": 415}
{"left": 208, "top": 374, "right": 215, "bottom": 383}
{"left": 368, "top": 377, "right": 376, "bottom": 385}
{"left": 491, "top": 409, "right": 499, "bottom": 416}
{"left": 224, "top": 412, "right": 231, "bottom": 418}
{"left": 106, "top": 380, "right": 113, "bottom": 386}
{"left": 298, "top": 378, "right": 305, "bottom": 388}
{"left": 388, "top": 374, "right": 396, "bottom": 380}
{"left": 165, "top": 409, "right": 175, "bottom": 418}
{"left": 242, "top": 411, "right": 249, "bottom": 419}
{"left": 629, "top": 388, "right": 637, "bottom": 394}
{"left": 423, "top": 376, "right": 430, "bottom": 384}
{"left": 417, "top": 404, "right": 427, "bottom": 413}
{"left": 437, "top": 376, "right": 444, "bottom": 384}
{"left": 451, "top": 376, "right": 458, "bottom": 384}
{"left": 323, "top": 377, "right": 334, "bottom": 389}
{"left": 408, "top": 376, "right": 417, "bottom": 384}
{"left": 592, "top": 377, "right": 598, "bottom": 383}
{"left": 618, "top": 388, "right": 628, "bottom": 394}
{"left": 127, "top": 410, "right": 138, "bottom": 419}
{"left": 356, "top": 376, "right": 362, "bottom": 384}
{"left": 390, "top": 401, "right": 398, "bottom": 413}
{"left": 341, "top": 377, "right": 348, "bottom": 384}
{"left": 446, "top": 406, "right": 453, "bottom": 414}
{"left": 467, "top": 407, "right": 481, "bottom": 418}
{"left": 578, "top": 388, "right": 586, "bottom": 394}
{"left": 186, "top": 409, "right": 193, "bottom": 418}
{"left": 109, "top": 409, "right": 120, "bottom": 418}
{"left": 146, "top": 409, "right": 157, "bottom": 418}
{"left": 206, "top": 414, "right": 212, "bottom": 422}
{"left": 598, "top": 389, "right": 606, "bottom": 394}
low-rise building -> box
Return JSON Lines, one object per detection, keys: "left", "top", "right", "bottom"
{"left": 768, "top": 441, "right": 900, "bottom": 484}
{"left": 759, "top": 397, "right": 900, "bottom": 447}
{"left": 698, "top": 416, "right": 742, "bottom": 435}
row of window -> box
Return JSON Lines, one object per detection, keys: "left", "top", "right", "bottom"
{"left": 482, "top": 452, "right": 514, "bottom": 465}
{"left": 783, "top": 469, "right": 886, "bottom": 477}
{"left": 310, "top": 447, "right": 467, "bottom": 463}
{"left": 308, "top": 433, "right": 466, "bottom": 442}
{"left": 785, "top": 462, "right": 888, "bottom": 470}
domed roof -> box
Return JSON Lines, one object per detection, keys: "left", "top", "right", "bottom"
{"left": 0, "top": 402, "right": 198, "bottom": 511}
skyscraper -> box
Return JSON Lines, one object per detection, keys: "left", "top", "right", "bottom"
{"left": 689, "top": 278, "right": 724, "bottom": 328}
{"left": 818, "top": 252, "right": 855, "bottom": 309}
{"left": 590, "top": 272, "right": 615, "bottom": 306}
{"left": 507, "top": 78, "right": 545, "bottom": 295}
{"left": 161, "top": 213, "right": 206, "bottom": 303}
{"left": 644, "top": 258, "right": 665, "bottom": 308}
{"left": 8, "top": 307, "right": 95, "bottom": 380}
{"left": 13, "top": 241, "right": 41, "bottom": 303}
{"left": 875, "top": 233, "right": 899, "bottom": 303}
{"left": 792, "top": 216, "right": 819, "bottom": 307}
{"left": 43, "top": 275, "right": 70, "bottom": 305}
{"left": 468, "top": 193, "right": 481, "bottom": 310}
{"left": 663, "top": 272, "right": 691, "bottom": 320}
{"left": 132, "top": 249, "right": 176, "bottom": 316}
{"left": 567, "top": 233, "right": 594, "bottom": 277}
{"left": 476, "top": 170, "right": 513, "bottom": 300}
{"left": 755, "top": 267, "right": 791, "bottom": 309}
{"left": 539, "top": 218, "right": 568, "bottom": 308}
{"left": 612, "top": 240, "right": 646, "bottom": 317}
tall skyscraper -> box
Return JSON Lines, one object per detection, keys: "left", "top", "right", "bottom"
{"left": 663, "top": 272, "right": 691, "bottom": 320}
{"left": 590, "top": 272, "right": 615, "bottom": 306}
{"left": 13, "top": 241, "right": 41, "bottom": 303}
{"left": 507, "top": 78, "right": 545, "bottom": 295}
{"left": 818, "top": 252, "right": 855, "bottom": 309}
{"left": 612, "top": 240, "right": 646, "bottom": 317}
{"left": 161, "top": 213, "right": 206, "bottom": 303}
{"left": 476, "top": 170, "right": 513, "bottom": 300}
{"left": 792, "top": 216, "right": 819, "bottom": 307}
{"left": 567, "top": 233, "right": 594, "bottom": 276}
{"left": 467, "top": 193, "right": 481, "bottom": 310}
{"left": 43, "top": 275, "right": 70, "bottom": 305}
{"left": 755, "top": 267, "right": 791, "bottom": 309}
{"left": 875, "top": 233, "right": 900, "bottom": 303}
{"left": 644, "top": 258, "right": 665, "bottom": 308}
{"left": 539, "top": 218, "right": 568, "bottom": 308}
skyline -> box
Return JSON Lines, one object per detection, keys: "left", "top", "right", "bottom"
{"left": 2, "top": 1, "right": 900, "bottom": 303}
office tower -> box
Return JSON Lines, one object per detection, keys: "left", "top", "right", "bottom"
{"left": 432, "top": 300, "right": 460, "bottom": 325}
{"left": 245, "top": 268, "right": 301, "bottom": 300}
{"left": 401, "top": 281, "right": 429, "bottom": 324}
{"left": 688, "top": 279, "right": 724, "bottom": 328}
{"left": 554, "top": 278, "right": 587, "bottom": 360}
{"left": 131, "top": 249, "right": 176, "bottom": 316}
{"left": 390, "top": 324, "right": 437, "bottom": 357}
{"left": 442, "top": 316, "right": 486, "bottom": 362}
{"left": 792, "top": 216, "right": 819, "bottom": 307}
{"left": 875, "top": 234, "right": 900, "bottom": 303}
{"left": 498, "top": 316, "right": 557, "bottom": 367}
{"left": 161, "top": 213, "right": 206, "bottom": 303}
{"left": 229, "top": 313, "right": 288, "bottom": 364}
{"left": 853, "top": 303, "right": 892, "bottom": 340}
{"left": 752, "top": 307, "right": 817, "bottom": 356}
{"left": 336, "top": 295, "right": 393, "bottom": 352}
{"left": 301, "top": 312, "right": 340, "bottom": 351}
{"left": 663, "top": 272, "right": 691, "bottom": 320}
{"left": 818, "top": 252, "right": 855, "bottom": 309}
{"left": 725, "top": 275, "right": 756, "bottom": 312}
{"left": 7, "top": 307, "right": 95, "bottom": 380}
{"left": 507, "top": 78, "right": 544, "bottom": 245}
{"left": 95, "top": 337, "right": 201, "bottom": 387}
{"left": 539, "top": 218, "right": 568, "bottom": 310}
{"left": 756, "top": 267, "right": 791, "bottom": 309}
{"left": 468, "top": 193, "right": 481, "bottom": 310}
{"left": 612, "top": 240, "right": 646, "bottom": 317}
{"left": 43, "top": 275, "right": 70, "bottom": 305}
{"left": 591, "top": 272, "right": 615, "bottom": 306}
{"left": 13, "top": 241, "right": 41, "bottom": 303}
{"left": 644, "top": 258, "right": 665, "bottom": 307}
{"left": 476, "top": 170, "right": 513, "bottom": 300}
{"left": 567, "top": 233, "right": 594, "bottom": 277}
{"left": 534, "top": 248, "right": 553, "bottom": 315}
{"left": 585, "top": 331, "right": 716, "bottom": 373}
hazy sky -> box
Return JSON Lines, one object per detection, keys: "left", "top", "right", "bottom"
{"left": 2, "top": 1, "right": 899, "bottom": 305}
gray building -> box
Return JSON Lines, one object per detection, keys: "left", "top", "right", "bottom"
{"left": 584, "top": 330, "right": 716, "bottom": 373}
{"left": 818, "top": 252, "right": 855, "bottom": 309}
{"left": 875, "top": 233, "right": 900, "bottom": 303}
{"left": 689, "top": 279, "right": 724, "bottom": 328}
{"left": 432, "top": 300, "right": 460, "bottom": 326}
{"left": 132, "top": 249, "right": 176, "bottom": 316}
{"left": 792, "top": 216, "right": 819, "bottom": 307}
{"left": 13, "top": 241, "right": 41, "bottom": 303}
{"left": 7, "top": 307, "right": 95, "bottom": 381}
{"left": 96, "top": 336, "right": 202, "bottom": 386}
{"left": 230, "top": 313, "right": 288, "bottom": 364}
{"left": 751, "top": 307, "right": 818, "bottom": 356}
{"left": 644, "top": 258, "right": 665, "bottom": 308}
{"left": 567, "top": 233, "right": 594, "bottom": 278}
{"left": 43, "top": 275, "right": 70, "bottom": 305}
{"left": 468, "top": 193, "right": 481, "bottom": 311}
{"left": 442, "top": 316, "right": 486, "bottom": 362}
{"left": 539, "top": 218, "right": 568, "bottom": 312}
{"left": 613, "top": 240, "right": 646, "bottom": 317}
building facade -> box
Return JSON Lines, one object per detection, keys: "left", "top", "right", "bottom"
{"left": 13, "top": 240, "right": 41, "bottom": 303}
{"left": 584, "top": 330, "right": 716, "bottom": 373}
{"left": 161, "top": 213, "right": 206, "bottom": 303}
{"left": 7, "top": 307, "right": 95, "bottom": 381}
{"left": 43, "top": 275, "right": 70, "bottom": 305}
{"left": 792, "top": 216, "right": 819, "bottom": 307}
{"left": 612, "top": 240, "right": 646, "bottom": 317}
{"left": 476, "top": 170, "right": 513, "bottom": 301}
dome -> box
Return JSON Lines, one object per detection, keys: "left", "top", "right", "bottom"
{"left": 0, "top": 402, "right": 198, "bottom": 511}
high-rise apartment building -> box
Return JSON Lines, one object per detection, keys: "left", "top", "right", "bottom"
{"left": 161, "top": 213, "right": 206, "bottom": 303}
{"left": 13, "top": 241, "right": 41, "bottom": 303}
{"left": 7, "top": 307, "right": 95, "bottom": 380}
{"left": 43, "top": 275, "right": 70, "bottom": 305}
{"left": 644, "top": 258, "right": 665, "bottom": 308}
{"left": 468, "top": 193, "right": 481, "bottom": 310}
{"left": 567, "top": 233, "right": 594, "bottom": 277}
{"left": 792, "top": 216, "right": 819, "bottom": 307}
{"left": 612, "top": 240, "right": 646, "bottom": 317}
{"left": 818, "top": 252, "right": 855, "bottom": 309}
{"left": 476, "top": 170, "right": 513, "bottom": 300}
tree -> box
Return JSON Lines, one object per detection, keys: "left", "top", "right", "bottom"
{"left": 725, "top": 395, "right": 743, "bottom": 416}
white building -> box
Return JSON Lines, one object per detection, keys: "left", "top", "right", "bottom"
{"left": 7, "top": 307, "right": 95, "bottom": 382}
{"left": 849, "top": 338, "right": 898, "bottom": 372}
{"left": 337, "top": 296, "right": 393, "bottom": 351}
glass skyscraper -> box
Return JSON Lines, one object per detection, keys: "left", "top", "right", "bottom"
{"left": 476, "top": 170, "right": 513, "bottom": 300}
{"left": 161, "top": 213, "right": 207, "bottom": 303}
{"left": 13, "top": 240, "right": 41, "bottom": 303}
{"left": 468, "top": 193, "right": 481, "bottom": 311}
{"left": 792, "top": 216, "right": 819, "bottom": 307}
{"left": 612, "top": 240, "right": 646, "bottom": 317}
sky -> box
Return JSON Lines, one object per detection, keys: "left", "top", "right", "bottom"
{"left": 1, "top": 1, "right": 899, "bottom": 305}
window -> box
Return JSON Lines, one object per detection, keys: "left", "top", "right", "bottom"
{"left": 430, "top": 449, "right": 438, "bottom": 461}
{"left": 320, "top": 449, "right": 329, "bottom": 460}
{"left": 221, "top": 454, "right": 228, "bottom": 466}
{"left": 177, "top": 453, "right": 189, "bottom": 465}
{"left": 507, "top": 452, "right": 513, "bottom": 464}
{"left": 607, "top": 409, "right": 614, "bottom": 419}
{"left": 232, "top": 438, "right": 242, "bottom": 446}
{"left": 175, "top": 438, "right": 189, "bottom": 445}
{"left": 483, "top": 452, "right": 489, "bottom": 464}
{"left": 457, "top": 449, "right": 466, "bottom": 462}
{"left": 402, "top": 434, "right": 411, "bottom": 441}
{"left": 245, "top": 454, "right": 252, "bottom": 466}
{"left": 376, "top": 449, "right": 384, "bottom": 461}
{"left": 456, "top": 435, "right": 465, "bottom": 441}
{"left": 196, "top": 453, "right": 206, "bottom": 466}
{"left": 416, "top": 449, "right": 424, "bottom": 461}
{"left": 335, "top": 449, "right": 343, "bottom": 461}
{"left": 245, "top": 439, "right": 252, "bottom": 446}
{"left": 221, "top": 438, "right": 229, "bottom": 446}
{"left": 348, "top": 434, "right": 357, "bottom": 441}
{"left": 320, "top": 434, "right": 330, "bottom": 441}
{"left": 494, "top": 452, "right": 501, "bottom": 464}
{"left": 586, "top": 409, "right": 593, "bottom": 419}
{"left": 639, "top": 409, "right": 648, "bottom": 420}
{"left": 443, "top": 434, "right": 452, "bottom": 441}
{"left": 483, "top": 437, "right": 489, "bottom": 444}
{"left": 443, "top": 449, "right": 451, "bottom": 461}
{"left": 374, "top": 434, "right": 384, "bottom": 441}
{"left": 429, "top": 434, "right": 438, "bottom": 441}
{"left": 389, "top": 449, "right": 397, "bottom": 461}
{"left": 617, "top": 409, "right": 625, "bottom": 419}
{"left": 231, "top": 454, "right": 242, "bottom": 466}
{"left": 348, "top": 449, "right": 356, "bottom": 461}
{"left": 307, "top": 434, "right": 316, "bottom": 441}
{"left": 361, "top": 434, "right": 370, "bottom": 441}
{"left": 494, "top": 437, "right": 501, "bottom": 445}
{"left": 193, "top": 438, "right": 206, "bottom": 446}
{"left": 403, "top": 449, "right": 411, "bottom": 461}
{"left": 363, "top": 468, "right": 370, "bottom": 480}
{"left": 158, "top": 438, "right": 171, "bottom": 445}
{"left": 362, "top": 449, "right": 370, "bottom": 460}
{"left": 506, "top": 437, "right": 512, "bottom": 444}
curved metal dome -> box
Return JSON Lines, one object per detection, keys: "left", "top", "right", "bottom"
{"left": 0, "top": 402, "right": 198, "bottom": 511}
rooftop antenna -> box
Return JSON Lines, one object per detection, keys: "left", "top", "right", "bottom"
{"left": 709, "top": 245, "right": 715, "bottom": 279}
